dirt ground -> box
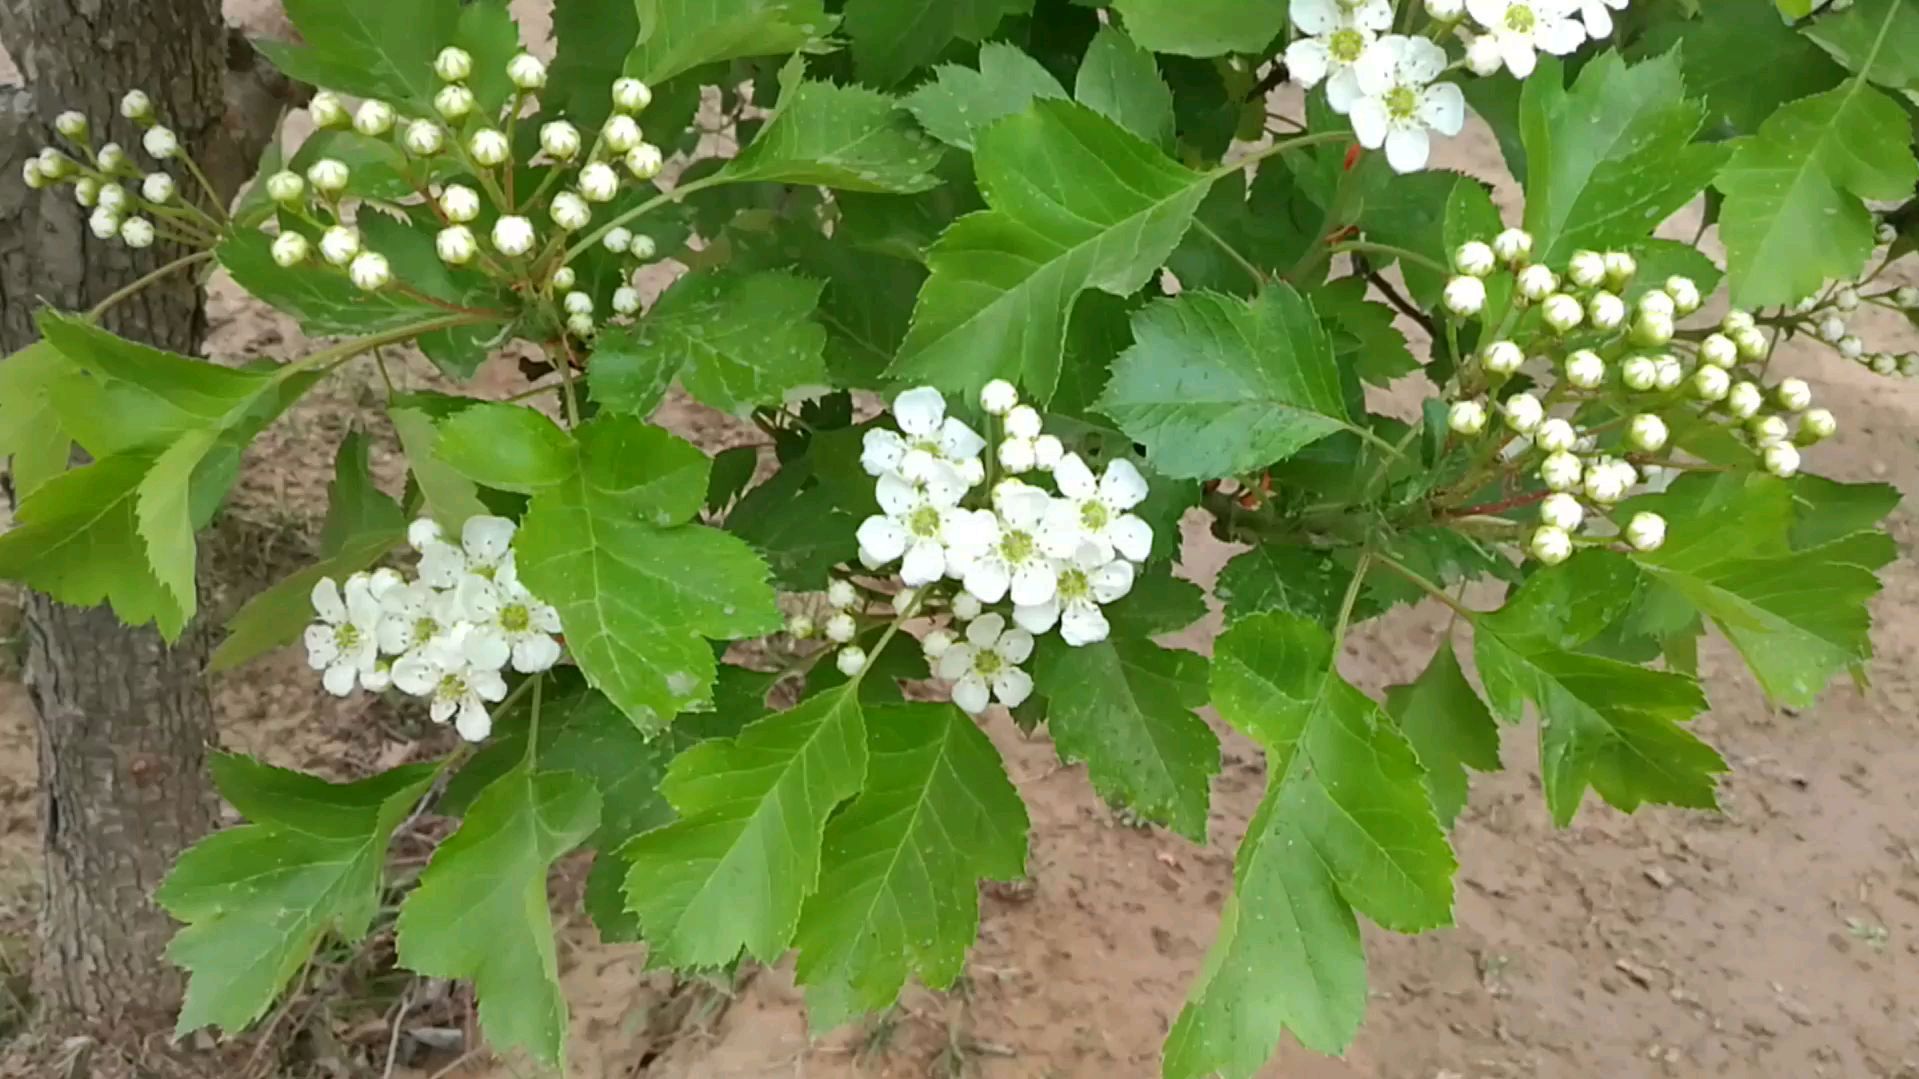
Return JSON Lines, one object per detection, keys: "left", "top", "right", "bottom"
{"left": 3, "top": 4, "right": 1918, "bottom": 1077}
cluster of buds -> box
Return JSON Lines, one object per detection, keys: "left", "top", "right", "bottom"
{"left": 21, "top": 91, "right": 217, "bottom": 252}
{"left": 1774, "top": 234, "right": 1919, "bottom": 379}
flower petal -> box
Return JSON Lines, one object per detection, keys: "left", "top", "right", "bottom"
{"left": 991, "top": 666, "right": 1033, "bottom": 708}
{"left": 1290, "top": 0, "right": 1340, "bottom": 33}
{"left": 963, "top": 558, "right": 1010, "bottom": 604}
{"left": 1107, "top": 514, "right": 1155, "bottom": 562}
{"left": 875, "top": 473, "right": 920, "bottom": 516}
{"left": 937, "top": 644, "right": 976, "bottom": 681}
{"left": 1499, "top": 32, "right": 1538, "bottom": 77}
{"left": 995, "top": 628, "right": 1034, "bottom": 665}
{"left": 861, "top": 429, "right": 906, "bottom": 476}
{"left": 1325, "top": 68, "right": 1363, "bottom": 115}
{"left": 1285, "top": 39, "right": 1331, "bottom": 88}
{"left": 1060, "top": 604, "right": 1111, "bottom": 647}
{"left": 311, "top": 577, "right": 346, "bottom": 624}
{"left": 463, "top": 627, "right": 512, "bottom": 671}
{"left": 1535, "top": 16, "right": 1587, "bottom": 53}
{"left": 998, "top": 485, "right": 1052, "bottom": 531}
{"left": 1399, "top": 36, "right": 1448, "bottom": 83}
{"left": 512, "top": 633, "right": 562, "bottom": 673}
{"left": 1465, "top": 0, "right": 1509, "bottom": 27}
{"left": 1012, "top": 597, "right": 1060, "bottom": 634}
{"left": 1349, "top": 97, "right": 1390, "bottom": 149}
{"left": 901, "top": 538, "right": 947, "bottom": 585}
{"left": 938, "top": 417, "right": 986, "bottom": 461}
{"left": 462, "top": 515, "right": 516, "bottom": 563}
{"left": 417, "top": 541, "right": 466, "bottom": 588}
{"left": 1052, "top": 453, "right": 1097, "bottom": 499}
{"left": 857, "top": 515, "right": 910, "bottom": 563}
{"left": 1098, "top": 458, "right": 1150, "bottom": 510}
{"left": 1385, "top": 125, "right": 1431, "bottom": 173}
{"left": 966, "top": 612, "right": 1006, "bottom": 649}
{"left": 430, "top": 696, "right": 456, "bottom": 724}
{"left": 1089, "top": 558, "right": 1137, "bottom": 603}
{"left": 1355, "top": 0, "right": 1395, "bottom": 29}
{"left": 893, "top": 386, "right": 945, "bottom": 436}
{"left": 455, "top": 696, "right": 492, "bottom": 741}
{"left": 951, "top": 673, "right": 991, "bottom": 715}
{"left": 304, "top": 624, "right": 339, "bottom": 669}
{"left": 408, "top": 517, "right": 444, "bottom": 551}
{"left": 322, "top": 662, "right": 358, "bottom": 696}
{"left": 1419, "top": 82, "right": 1466, "bottom": 136}
{"left": 1009, "top": 561, "right": 1057, "bottom": 607}
{"left": 471, "top": 668, "right": 509, "bottom": 701}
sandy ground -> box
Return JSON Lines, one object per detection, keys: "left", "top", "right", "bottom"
{"left": 3, "top": 4, "right": 1919, "bottom": 1077}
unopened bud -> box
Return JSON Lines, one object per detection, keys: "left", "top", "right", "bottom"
{"left": 602, "top": 115, "right": 643, "bottom": 153}
{"left": 54, "top": 111, "right": 89, "bottom": 141}
{"left": 1799, "top": 408, "right": 1837, "bottom": 443}
{"left": 118, "top": 216, "right": 154, "bottom": 248}
{"left": 1625, "top": 512, "right": 1666, "bottom": 553}
{"left": 1774, "top": 377, "right": 1812, "bottom": 412}
{"left": 625, "top": 142, "right": 664, "bottom": 180}
{"left": 1492, "top": 228, "right": 1533, "bottom": 265}
{"left": 1502, "top": 392, "right": 1544, "bottom": 433}
{"left": 307, "top": 158, "right": 350, "bottom": 194}
{"left": 1726, "top": 381, "right": 1763, "bottom": 419}
{"left": 612, "top": 286, "right": 641, "bottom": 315}
{"left": 1699, "top": 333, "right": 1737, "bottom": 369}
{"left": 1447, "top": 400, "right": 1488, "bottom": 435}
{"left": 1480, "top": 340, "right": 1523, "bottom": 376}
{"left": 563, "top": 290, "right": 593, "bottom": 316}
{"left": 1587, "top": 290, "right": 1625, "bottom": 330}
{"left": 1540, "top": 451, "right": 1582, "bottom": 492}
{"left": 436, "top": 225, "right": 477, "bottom": 265}
{"left": 579, "top": 162, "right": 619, "bottom": 202}
{"left": 435, "top": 46, "right": 473, "bottom": 82}
{"left": 319, "top": 225, "right": 361, "bottom": 266}
{"left": 1443, "top": 275, "right": 1485, "bottom": 316}
{"left": 1602, "top": 250, "right": 1636, "bottom": 287}
{"left": 468, "top": 128, "right": 510, "bottom": 166}
{"left": 1542, "top": 293, "right": 1583, "bottom": 332}
{"left": 613, "top": 77, "right": 654, "bottom": 113}
{"left": 403, "top": 120, "right": 445, "bottom": 156}
{"left": 1530, "top": 525, "right": 1573, "bottom": 565}
{"left": 1690, "top": 365, "right": 1730, "bottom": 401}
{"left": 349, "top": 251, "right": 391, "bottom": 290}
{"left": 353, "top": 100, "right": 395, "bottom": 137}
{"left": 435, "top": 84, "right": 475, "bottom": 120}
{"left": 540, "top": 120, "right": 582, "bottom": 160}
{"left": 1762, "top": 441, "right": 1801, "bottom": 478}
{"left": 440, "top": 183, "right": 481, "bottom": 223}
{"left": 141, "top": 125, "right": 178, "bottom": 160}
{"left": 550, "top": 191, "right": 591, "bottom": 231}
{"left": 1564, "top": 349, "right": 1605, "bottom": 389}
{"left": 1568, "top": 250, "right": 1606, "bottom": 288}
{"left": 271, "top": 230, "right": 309, "bottom": 267}
{"left": 603, "top": 226, "right": 633, "bottom": 253}
{"left": 1453, "top": 240, "right": 1495, "bottom": 277}
{"left": 1629, "top": 311, "right": 1673, "bottom": 347}
{"left": 1516, "top": 263, "right": 1557, "bottom": 302}
{"left": 1665, "top": 276, "right": 1701, "bottom": 314}
{"left": 141, "top": 172, "right": 175, "bottom": 203}
{"left": 1540, "top": 492, "right": 1584, "bottom": 532}
{"left": 1621, "top": 355, "right": 1658, "bottom": 391}
{"left": 1627, "top": 414, "right": 1668, "bottom": 453}
{"left": 836, "top": 645, "right": 869, "bottom": 677}
{"left": 981, "top": 378, "right": 1020, "bottom": 415}
{"left": 507, "top": 53, "right": 547, "bottom": 90}
{"left": 119, "top": 89, "right": 154, "bottom": 122}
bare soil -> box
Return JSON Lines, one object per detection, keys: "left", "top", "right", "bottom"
{"left": 2, "top": 4, "right": 1917, "bottom": 1077}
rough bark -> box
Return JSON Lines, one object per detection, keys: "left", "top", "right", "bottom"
{"left": 0, "top": 0, "right": 295, "bottom": 1038}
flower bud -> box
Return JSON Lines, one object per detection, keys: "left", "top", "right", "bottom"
{"left": 625, "top": 142, "right": 664, "bottom": 179}
{"left": 353, "top": 100, "right": 395, "bottom": 137}
{"left": 612, "top": 77, "right": 654, "bottom": 113}
{"left": 54, "top": 111, "right": 89, "bottom": 141}
{"left": 1586, "top": 290, "right": 1625, "bottom": 330}
{"left": 1690, "top": 365, "right": 1730, "bottom": 401}
{"left": 434, "top": 84, "right": 476, "bottom": 120}
{"left": 1903, "top": 353, "right": 1919, "bottom": 377}
{"left": 550, "top": 191, "right": 591, "bottom": 231}
{"left": 1480, "top": 340, "right": 1523, "bottom": 376}
{"left": 1878, "top": 220, "right": 1897, "bottom": 243}
{"left": 1583, "top": 460, "right": 1632, "bottom": 504}
{"left": 1837, "top": 334, "right": 1865, "bottom": 360}
{"left": 436, "top": 225, "right": 477, "bottom": 265}
{"left": 508, "top": 53, "right": 548, "bottom": 89}
{"left": 140, "top": 171, "right": 175, "bottom": 204}
{"left": 1540, "top": 451, "right": 1582, "bottom": 491}
{"left": 1568, "top": 249, "right": 1606, "bottom": 288}
{"left": 602, "top": 226, "right": 634, "bottom": 254}
{"left": 118, "top": 216, "right": 154, "bottom": 248}
{"left": 1653, "top": 355, "right": 1683, "bottom": 391}
{"left": 1773, "top": 377, "right": 1812, "bottom": 412}
{"left": 1626, "top": 512, "right": 1666, "bottom": 553}
{"left": 1453, "top": 240, "right": 1495, "bottom": 277}
{"left": 566, "top": 311, "right": 596, "bottom": 338}
{"left": 1443, "top": 275, "right": 1485, "bottom": 316}
{"left": 820, "top": 578, "right": 859, "bottom": 610}
{"left": 824, "top": 611, "right": 858, "bottom": 643}
{"left": 540, "top": 120, "right": 582, "bottom": 161}
{"left": 38, "top": 147, "right": 74, "bottom": 178}
{"left": 1762, "top": 441, "right": 1801, "bottom": 478}
{"left": 349, "top": 251, "right": 391, "bottom": 290}
{"left": 96, "top": 143, "right": 130, "bottom": 175}
{"left": 1635, "top": 289, "right": 1675, "bottom": 320}
{"left": 1542, "top": 292, "right": 1583, "bottom": 332}
{"left": 1447, "top": 399, "right": 1487, "bottom": 435}
{"left": 998, "top": 436, "right": 1038, "bottom": 473}
{"left": 612, "top": 286, "right": 641, "bottom": 315}
{"left": 1005, "top": 404, "right": 1043, "bottom": 440}
{"left": 602, "top": 114, "right": 643, "bottom": 153}
{"left": 1620, "top": 355, "right": 1658, "bottom": 391}
{"left": 141, "top": 125, "right": 178, "bottom": 159}
{"left": 563, "top": 290, "right": 594, "bottom": 316}
{"left": 1502, "top": 392, "right": 1543, "bottom": 433}
{"left": 307, "top": 158, "right": 350, "bottom": 194}
{"left": 550, "top": 267, "right": 577, "bottom": 291}
{"left": 1602, "top": 250, "right": 1636, "bottom": 287}
{"left": 403, "top": 120, "right": 444, "bottom": 156}
{"left": 319, "top": 225, "right": 361, "bottom": 266}
{"left": 952, "top": 591, "right": 983, "bottom": 621}
{"left": 1492, "top": 228, "right": 1533, "bottom": 265}
{"left": 469, "top": 128, "right": 510, "bottom": 166}
{"left": 1535, "top": 417, "right": 1577, "bottom": 453}
{"left": 120, "top": 89, "right": 154, "bottom": 122}
{"left": 981, "top": 378, "right": 1020, "bottom": 415}
{"left": 1629, "top": 310, "right": 1673, "bottom": 347}
{"left": 579, "top": 161, "right": 620, "bottom": 202}
{"left": 1426, "top": 0, "right": 1466, "bottom": 17}
{"left": 1665, "top": 276, "right": 1701, "bottom": 314}
{"left": 1699, "top": 333, "right": 1737, "bottom": 369}
{"left": 1871, "top": 351, "right": 1899, "bottom": 374}
{"left": 1726, "top": 380, "right": 1763, "bottom": 419}
{"left": 270, "top": 230, "right": 309, "bottom": 267}
{"left": 1896, "top": 286, "right": 1919, "bottom": 309}
{"left": 922, "top": 628, "right": 956, "bottom": 659}
{"left": 1627, "top": 413, "right": 1668, "bottom": 453}
{"left": 1799, "top": 407, "right": 1837, "bottom": 443}
{"left": 786, "top": 613, "right": 816, "bottom": 639}
{"left": 1564, "top": 349, "right": 1605, "bottom": 389}
{"left": 1749, "top": 414, "right": 1790, "bottom": 446}
{"left": 1515, "top": 263, "right": 1557, "bottom": 302}
{"left": 1733, "top": 326, "right": 1769, "bottom": 359}
{"left": 435, "top": 46, "right": 473, "bottom": 82}
{"left": 440, "top": 184, "right": 481, "bottom": 223}
{"left": 1530, "top": 525, "right": 1573, "bottom": 565}
{"left": 72, "top": 177, "right": 98, "bottom": 207}
{"left": 310, "top": 91, "right": 348, "bottom": 128}
{"left": 1834, "top": 285, "right": 1860, "bottom": 311}
{"left": 1466, "top": 33, "right": 1503, "bottom": 76}
{"left": 836, "top": 645, "right": 869, "bottom": 677}
{"left": 21, "top": 158, "right": 47, "bottom": 189}
{"left": 1789, "top": 294, "right": 1821, "bottom": 316}
{"left": 1540, "top": 492, "right": 1584, "bottom": 532}
{"left": 95, "top": 183, "right": 128, "bottom": 213}
{"left": 1816, "top": 314, "right": 1846, "bottom": 344}
{"left": 1721, "top": 314, "right": 1757, "bottom": 340}
{"left": 1034, "top": 434, "right": 1064, "bottom": 470}
{"left": 88, "top": 206, "right": 120, "bottom": 239}
{"left": 628, "top": 233, "right": 657, "bottom": 260}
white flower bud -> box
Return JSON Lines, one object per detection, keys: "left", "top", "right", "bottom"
{"left": 1502, "top": 392, "right": 1544, "bottom": 433}
{"left": 1516, "top": 264, "right": 1558, "bottom": 302}
{"left": 1586, "top": 290, "right": 1625, "bottom": 330}
{"left": 492, "top": 215, "right": 536, "bottom": 256}
{"left": 1878, "top": 220, "right": 1897, "bottom": 244}
{"left": 1542, "top": 293, "right": 1583, "bottom": 332}
{"left": 95, "top": 183, "right": 128, "bottom": 213}
{"left": 550, "top": 191, "right": 591, "bottom": 231}
{"left": 1564, "top": 349, "right": 1605, "bottom": 389}
{"left": 1816, "top": 314, "right": 1847, "bottom": 344}
{"left": 1004, "top": 404, "right": 1043, "bottom": 440}
{"left": 1540, "top": 492, "right": 1584, "bottom": 532}
{"left": 601, "top": 114, "right": 643, "bottom": 153}
{"left": 1773, "top": 377, "right": 1812, "bottom": 412}
{"left": 1453, "top": 240, "right": 1495, "bottom": 277}
{"left": 1789, "top": 294, "right": 1821, "bottom": 316}
{"left": 1447, "top": 399, "right": 1488, "bottom": 436}
{"left": 1666, "top": 276, "right": 1702, "bottom": 314}
{"left": 998, "top": 436, "right": 1038, "bottom": 473}
{"left": 625, "top": 142, "right": 664, "bottom": 179}
{"left": 309, "top": 91, "right": 348, "bottom": 128}
{"left": 96, "top": 142, "right": 127, "bottom": 172}
{"left": 1837, "top": 334, "right": 1865, "bottom": 360}
{"left": 1620, "top": 355, "right": 1658, "bottom": 391}
{"left": 1627, "top": 414, "right": 1668, "bottom": 452}
{"left": 563, "top": 290, "right": 594, "bottom": 316}
{"left": 349, "top": 251, "right": 391, "bottom": 290}
{"left": 37, "top": 148, "right": 74, "bottom": 179}
{"left": 1903, "top": 353, "right": 1919, "bottom": 377}
{"left": 1492, "top": 228, "right": 1533, "bottom": 265}
{"left": 824, "top": 611, "right": 858, "bottom": 643}
{"left": 1800, "top": 407, "right": 1837, "bottom": 443}
{"left": 435, "top": 46, "right": 473, "bottom": 82}
{"left": 1583, "top": 462, "right": 1630, "bottom": 504}
{"left": 87, "top": 206, "right": 120, "bottom": 239}
{"left": 612, "top": 286, "right": 641, "bottom": 315}
{"left": 1733, "top": 326, "right": 1769, "bottom": 359}
{"left": 1896, "top": 286, "right": 1919, "bottom": 309}
{"left": 436, "top": 225, "right": 477, "bottom": 265}
{"left": 1726, "top": 381, "right": 1763, "bottom": 419}
{"left": 1540, "top": 451, "right": 1582, "bottom": 491}
{"left": 403, "top": 120, "right": 445, "bottom": 156}
{"left": 1653, "top": 355, "right": 1683, "bottom": 391}
{"left": 1690, "top": 365, "right": 1730, "bottom": 401}
{"left": 1426, "top": 0, "right": 1466, "bottom": 18}
{"left": 579, "top": 162, "right": 620, "bottom": 202}
{"left": 118, "top": 216, "right": 154, "bottom": 248}
{"left": 141, "top": 125, "right": 178, "bottom": 160}
{"left": 1626, "top": 512, "right": 1666, "bottom": 553}
{"left": 1724, "top": 311, "right": 1763, "bottom": 338}
{"left": 952, "top": 592, "right": 983, "bottom": 621}
{"left": 1763, "top": 441, "right": 1801, "bottom": 478}
{"left": 21, "top": 158, "right": 47, "bottom": 189}
{"left": 786, "top": 613, "right": 816, "bottom": 639}
{"left": 1636, "top": 289, "right": 1675, "bottom": 320}
{"left": 1479, "top": 340, "right": 1523, "bottom": 376}
{"left": 1630, "top": 311, "right": 1673, "bottom": 346}
{"left": 1443, "top": 275, "right": 1485, "bottom": 316}
{"left": 507, "top": 53, "right": 547, "bottom": 90}
{"left": 119, "top": 89, "right": 153, "bottom": 122}
{"left": 1568, "top": 249, "right": 1606, "bottom": 288}
{"left": 628, "top": 233, "right": 657, "bottom": 260}
{"left": 612, "top": 77, "right": 654, "bottom": 113}
{"left": 836, "top": 645, "right": 869, "bottom": 677}
{"left": 1034, "top": 434, "right": 1064, "bottom": 470}
{"left": 601, "top": 226, "right": 634, "bottom": 254}
{"left": 1466, "top": 33, "right": 1503, "bottom": 76}
{"left": 435, "top": 84, "right": 476, "bottom": 120}
{"left": 1530, "top": 525, "right": 1573, "bottom": 565}
{"left": 54, "top": 111, "right": 89, "bottom": 140}
{"left": 270, "top": 230, "right": 309, "bottom": 267}
{"left": 540, "top": 121, "right": 582, "bottom": 161}
{"left": 1834, "top": 285, "right": 1860, "bottom": 311}
{"left": 1699, "top": 333, "right": 1737, "bottom": 369}
{"left": 1535, "top": 418, "right": 1578, "bottom": 453}
{"left": 353, "top": 100, "right": 395, "bottom": 137}
{"left": 1871, "top": 351, "right": 1899, "bottom": 374}
{"left": 981, "top": 378, "right": 1020, "bottom": 415}
{"left": 565, "top": 312, "right": 595, "bottom": 339}
{"left": 140, "top": 172, "right": 175, "bottom": 203}
{"left": 1602, "top": 250, "right": 1636, "bottom": 287}
{"left": 440, "top": 184, "right": 481, "bottom": 223}
{"left": 922, "top": 628, "right": 956, "bottom": 659}
{"left": 260, "top": 171, "right": 302, "bottom": 207}
{"left": 823, "top": 578, "right": 860, "bottom": 609}
{"left": 1749, "top": 414, "right": 1790, "bottom": 446}
{"left": 319, "top": 225, "right": 361, "bottom": 266}
{"left": 469, "top": 128, "right": 510, "bottom": 166}
{"left": 307, "top": 158, "right": 350, "bottom": 194}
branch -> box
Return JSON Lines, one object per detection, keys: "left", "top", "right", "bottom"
{"left": 1358, "top": 261, "right": 1437, "bottom": 339}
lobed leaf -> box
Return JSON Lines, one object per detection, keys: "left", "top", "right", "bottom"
{"left": 721, "top": 65, "right": 945, "bottom": 194}
{"left": 904, "top": 43, "right": 1069, "bottom": 152}
{"left": 1107, "top": 0, "right": 1288, "bottom": 57}
{"left": 843, "top": 0, "right": 1035, "bottom": 87}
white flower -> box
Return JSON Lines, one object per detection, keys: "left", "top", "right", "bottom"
{"left": 353, "top": 100, "right": 395, "bottom": 137}
{"left": 264, "top": 169, "right": 305, "bottom": 206}
{"left": 435, "top": 85, "right": 476, "bottom": 120}
{"left": 1444, "top": 276, "right": 1486, "bottom": 316}
{"left": 1465, "top": 0, "right": 1585, "bottom": 78}
{"left": 1801, "top": 408, "right": 1837, "bottom": 441}
{"left": 936, "top": 614, "right": 1034, "bottom": 714}
{"left": 1285, "top": 0, "right": 1393, "bottom": 113}
{"left": 580, "top": 162, "right": 620, "bottom": 202}
{"left": 349, "top": 252, "right": 391, "bottom": 291}
{"left": 981, "top": 378, "right": 1020, "bottom": 415}
{"left": 469, "top": 128, "right": 511, "bottom": 167}
{"left": 626, "top": 143, "right": 664, "bottom": 179}
{"left": 1625, "top": 512, "right": 1666, "bottom": 552}
{"left": 375, "top": 579, "right": 458, "bottom": 661}
{"left": 457, "top": 574, "right": 563, "bottom": 674}
{"left": 437, "top": 225, "right": 477, "bottom": 265}
{"left": 435, "top": 46, "right": 473, "bottom": 82}
{"left": 305, "top": 574, "right": 382, "bottom": 696}
{"left": 418, "top": 515, "right": 518, "bottom": 589}
{"left": 507, "top": 53, "right": 548, "bottom": 90}
{"left": 1586, "top": 290, "right": 1625, "bottom": 330}
{"left": 271, "top": 231, "right": 309, "bottom": 267}
{"left": 1448, "top": 400, "right": 1488, "bottom": 435}
{"left": 1540, "top": 492, "right": 1584, "bottom": 531}
{"left": 612, "top": 286, "right": 641, "bottom": 315}
{"left": 550, "top": 192, "right": 591, "bottom": 231}
{"left": 120, "top": 89, "right": 154, "bottom": 121}
{"left": 96, "top": 183, "right": 128, "bottom": 213}
{"left": 1540, "top": 451, "right": 1582, "bottom": 491}
{"left": 1567, "top": 249, "right": 1606, "bottom": 287}
{"left": 116, "top": 216, "right": 153, "bottom": 248}
{"left": 856, "top": 472, "right": 986, "bottom": 585}
{"left": 1349, "top": 35, "right": 1464, "bottom": 172}
{"left": 307, "top": 158, "right": 350, "bottom": 194}
{"left": 142, "top": 125, "right": 179, "bottom": 159}
{"left": 541, "top": 120, "right": 582, "bottom": 160}
{"left": 1041, "top": 454, "right": 1152, "bottom": 563}
{"left": 1564, "top": 349, "right": 1605, "bottom": 388}
{"left": 1502, "top": 392, "right": 1544, "bottom": 433}
{"left": 964, "top": 482, "right": 1059, "bottom": 606}
{"left": 1529, "top": 525, "right": 1573, "bottom": 565}
{"left": 1535, "top": 417, "right": 1577, "bottom": 453}
{"left": 1775, "top": 378, "right": 1812, "bottom": 412}
{"left": 441, "top": 183, "right": 481, "bottom": 223}
{"left": 827, "top": 579, "right": 860, "bottom": 608}
{"left": 613, "top": 77, "right": 654, "bottom": 113}
{"left": 1700, "top": 334, "right": 1738, "bottom": 369}
{"left": 1464, "top": 32, "right": 1504, "bottom": 76}
{"left": 861, "top": 386, "right": 986, "bottom": 481}
{"left": 602, "top": 115, "right": 643, "bottom": 153}
{"left": 1691, "top": 366, "right": 1730, "bottom": 401}
{"left": 1542, "top": 293, "right": 1583, "bottom": 332}
{"left": 492, "top": 215, "right": 536, "bottom": 256}
{"left": 824, "top": 611, "right": 858, "bottom": 643}
{"left": 1013, "top": 544, "right": 1136, "bottom": 646}
{"left": 1454, "top": 240, "right": 1496, "bottom": 277}
{"left": 319, "top": 225, "right": 361, "bottom": 266}
{"left": 1481, "top": 340, "right": 1524, "bottom": 375}
{"left": 921, "top": 628, "right": 956, "bottom": 659}
{"left": 393, "top": 628, "right": 509, "bottom": 741}
{"left": 836, "top": 646, "right": 868, "bottom": 677}
{"left": 1516, "top": 263, "right": 1557, "bottom": 302}
{"left": 1763, "top": 442, "right": 1801, "bottom": 478}
{"left": 1033, "top": 435, "right": 1064, "bottom": 471}
{"left": 141, "top": 172, "right": 175, "bottom": 203}
{"left": 403, "top": 120, "right": 445, "bottom": 156}
{"left": 999, "top": 437, "right": 1038, "bottom": 474}
{"left": 1576, "top": 0, "right": 1628, "bottom": 38}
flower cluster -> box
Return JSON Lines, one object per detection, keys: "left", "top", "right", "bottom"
{"left": 21, "top": 92, "right": 213, "bottom": 251}
{"left": 823, "top": 383, "right": 1152, "bottom": 714}
{"left": 304, "top": 516, "right": 562, "bottom": 741}
{"left": 1771, "top": 222, "right": 1919, "bottom": 379}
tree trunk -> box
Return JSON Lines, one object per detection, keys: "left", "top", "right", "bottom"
{"left": 0, "top": 0, "right": 292, "bottom": 1039}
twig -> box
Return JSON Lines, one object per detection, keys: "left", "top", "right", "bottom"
{"left": 1361, "top": 265, "right": 1436, "bottom": 338}
{"left": 383, "top": 986, "right": 413, "bottom": 1079}
{"left": 426, "top": 1048, "right": 481, "bottom": 1079}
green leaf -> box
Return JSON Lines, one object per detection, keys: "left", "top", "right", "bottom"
{"left": 1213, "top": 544, "right": 1359, "bottom": 628}
{"left": 357, "top": 212, "right": 510, "bottom": 380}
{"left": 219, "top": 232, "right": 448, "bottom": 338}
{"left": 1633, "top": 4, "right": 1845, "bottom": 135}
{"left": 1169, "top": 164, "right": 1318, "bottom": 296}
{"left": 1715, "top": 75, "right": 1918, "bottom": 306}
{"left": 889, "top": 100, "right": 1212, "bottom": 401}
{"left": 1166, "top": 612, "right": 1454, "bottom": 1075}
{"left": 517, "top": 417, "right": 778, "bottom": 731}
{"left": 452, "top": 0, "right": 524, "bottom": 115}
{"left": 395, "top": 765, "right": 599, "bottom": 1069}
{"left": 725, "top": 441, "right": 861, "bottom": 589}
{"left": 843, "top": 0, "right": 1034, "bottom": 86}
{"left": 287, "top": 130, "right": 456, "bottom": 202}
{"left": 1075, "top": 25, "right": 1175, "bottom": 149}
{"left": 1107, "top": 0, "right": 1287, "bottom": 57}
{"left": 1788, "top": 475, "right": 1901, "bottom": 549}
{"left": 1519, "top": 51, "right": 1730, "bottom": 261}
{"left": 1097, "top": 287, "right": 1352, "bottom": 480}
{"left": 720, "top": 67, "right": 944, "bottom": 193}
{"left": 1357, "top": 170, "right": 1476, "bottom": 307}
{"left": 263, "top": 0, "right": 458, "bottom": 111}
{"left": 587, "top": 326, "right": 675, "bottom": 418}
{"left": 1472, "top": 551, "right": 1725, "bottom": 826}
{"left": 0, "top": 342, "right": 75, "bottom": 499}
{"left": 548, "top": 0, "right": 641, "bottom": 129}
{"left": 1309, "top": 278, "right": 1419, "bottom": 387}
{"left": 1384, "top": 640, "right": 1501, "bottom": 829}
{"left": 390, "top": 394, "right": 490, "bottom": 529}
{"left": 607, "top": 270, "right": 830, "bottom": 416}
{"left": 1805, "top": 0, "right": 1919, "bottom": 90}
{"left": 903, "top": 43, "right": 1068, "bottom": 152}
{"left": 622, "top": 684, "right": 867, "bottom": 967}
{"left": 1618, "top": 238, "right": 1723, "bottom": 302}
{"left": 625, "top": 0, "right": 833, "bottom": 86}
{"left": 159, "top": 756, "right": 435, "bottom": 1035}
{"left": 793, "top": 703, "right": 1028, "bottom": 1024}
{"left": 212, "top": 434, "right": 407, "bottom": 672}
{"left": 436, "top": 403, "right": 579, "bottom": 493}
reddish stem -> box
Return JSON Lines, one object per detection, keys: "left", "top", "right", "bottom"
{"left": 1443, "top": 488, "right": 1553, "bottom": 519}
